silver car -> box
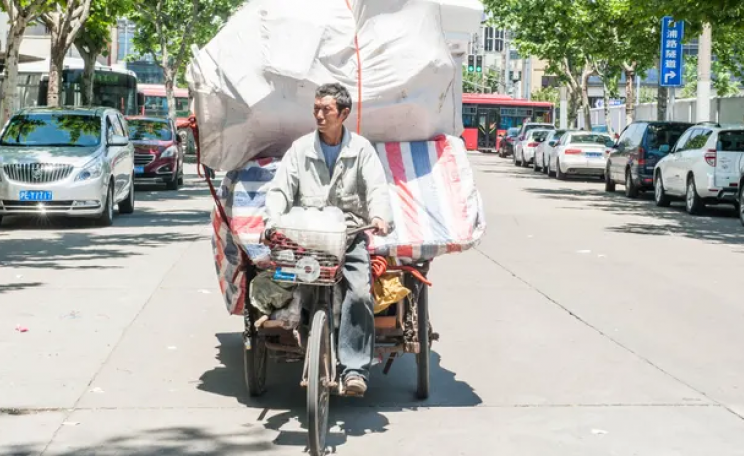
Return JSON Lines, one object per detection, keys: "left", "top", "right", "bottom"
{"left": 0, "top": 107, "right": 135, "bottom": 227}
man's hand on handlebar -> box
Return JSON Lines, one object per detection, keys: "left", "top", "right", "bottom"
{"left": 371, "top": 217, "right": 390, "bottom": 236}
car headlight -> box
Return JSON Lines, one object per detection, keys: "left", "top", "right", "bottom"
{"left": 76, "top": 157, "right": 104, "bottom": 182}
{"left": 161, "top": 147, "right": 177, "bottom": 158}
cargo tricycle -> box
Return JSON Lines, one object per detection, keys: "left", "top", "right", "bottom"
{"left": 241, "top": 222, "right": 436, "bottom": 456}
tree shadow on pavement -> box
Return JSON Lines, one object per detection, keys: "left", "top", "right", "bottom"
{"left": 197, "top": 332, "right": 482, "bottom": 453}
{"left": 135, "top": 184, "right": 214, "bottom": 203}
{"left": 3, "top": 426, "right": 274, "bottom": 456}
{"left": 0, "top": 231, "right": 204, "bottom": 271}
{"left": 0, "top": 206, "right": 209, "bottom": 231}
{"left": 0, "top": 282, "right": 43, "bottom": 294}
{"left": 524, "top": 187, "right": 744, "bottom": 247}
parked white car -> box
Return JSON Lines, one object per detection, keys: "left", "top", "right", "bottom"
{"left": 535, "top": 129, "right": 571, "bottom": 173}
{"left": 0, "top": 107, "right": 135, "bottom": 227}
{"left": 514, "top": 129, "right": 551, "bottom": 168}
{"left": 548, "top": 131, "right": 613, "bottom": 180}
{"left": 653, "top": 124, "right": 744, "bottom": 215}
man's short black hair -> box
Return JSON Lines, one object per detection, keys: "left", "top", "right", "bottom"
{"left": 315, "top": 83, "right": 352, "bottom": 114}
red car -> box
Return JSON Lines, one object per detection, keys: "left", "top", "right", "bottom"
{"left": 126, "top": 116, "right": 184, "bottom": 190}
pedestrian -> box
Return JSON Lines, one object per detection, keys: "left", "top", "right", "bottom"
{"left": 264, "top": 82, "right": 393, "bottom": 396}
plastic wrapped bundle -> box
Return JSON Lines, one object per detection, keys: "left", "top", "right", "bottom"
{"left": 367, "top": 135, "right": 486, "bottom": 261}
{"left": 187, "top": 0, "right": 463, "bottom": 170}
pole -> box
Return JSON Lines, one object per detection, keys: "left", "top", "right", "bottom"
{"left": 668, "top": 89, "right": 676, "bottom": 121}
{"left": 525, "top": 57, "right": 532, "bottom": 100}
{"left": 559, "top": 86, "right": 568, "bottom": 129}
{"left": 504, "top": 30, "right": 511, "bottom": 97}
{"left": 697, "top": 23, "right": 712, "bottom": 122}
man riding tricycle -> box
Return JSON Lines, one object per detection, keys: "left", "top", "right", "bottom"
{"left": 238, "top": 83, "right": 434, "bottom": 455}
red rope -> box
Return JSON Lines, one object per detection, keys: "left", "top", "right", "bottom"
{"left": 191, "top": 115, "right": 250, "bottom": 268}
{"left": 370, "top": 255, "right": 432, "bottom": 287}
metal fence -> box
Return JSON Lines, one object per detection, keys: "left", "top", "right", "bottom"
{"left": 578, "top": 96, "right": 744, "bottom": 132}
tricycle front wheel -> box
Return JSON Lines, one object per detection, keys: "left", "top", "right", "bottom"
{"left": 307, "top": 309, "right": 331, "bottom": 456}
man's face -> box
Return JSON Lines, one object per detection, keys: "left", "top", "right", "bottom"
{"left": 314, "top": 96, "right": 348, "bottom": 133}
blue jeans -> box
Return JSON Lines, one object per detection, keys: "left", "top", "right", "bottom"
{"left": 338, "top": 235, "right": 374, "bottom": 382}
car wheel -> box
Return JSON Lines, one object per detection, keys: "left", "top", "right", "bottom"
{"left": 654, "top": 172, "right": 671, "bottom": 207}
{"left": 166, "top": 164, "right": 179, "bottom": 190}
{"left": 514, "top": 150, "right": 521, "bottom": 166}
{"left": 624, "top": 169, "right": 639, "bottom": 198}
{"left": 604, "top": 165, "right": 616, "bottom": 192}
{"left": 685, "top": 176, "right": 704, "bottom": 215}
{"left": 177, "top": 166, "right": 184, "bottom": 186}
{"left": 97, "top": 182, "right": 114, "bottom": 227}
{"left": 739, "top": 187, "right": 744, "bottom": 227}
{"left": 543, "top": 157, "right": 549, "bottom": 174}
{"left": 533, "top": 156, "right": 540, "bottom": 172}
{"left": 0, "top": 216, "right": 4, "bottom": 227}
{"left": 118, "top": 175, "right": 135, "bottom": 214}
{"left": 556, "top": 159, "right": 566, "bottom": 180}
{"left": 521, "top": 152, "right": 529, "bottom": 168}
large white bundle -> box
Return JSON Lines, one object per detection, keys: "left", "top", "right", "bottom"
{"left": 187, "top": 0, "right": 464, "bottom": 171}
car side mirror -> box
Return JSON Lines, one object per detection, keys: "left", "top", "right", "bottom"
{"left": 108, "top": 134, "right": 129, "bottom": 147}
{"left": 659, "top": 144, "right": 671, "bottom": 154}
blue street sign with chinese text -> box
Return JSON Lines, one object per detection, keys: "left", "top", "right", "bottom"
{"left": 660, "top": 16, "right": 684, "bottom": 87}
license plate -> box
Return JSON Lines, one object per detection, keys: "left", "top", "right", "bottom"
{"left": 134, "top": 166, "right": 145, "bottom": 174}
{"left": 586, "top": 152, "right": 602, "bottom": 158}
{"left": 19, "top": 190, "right": 52, "bottom": 201}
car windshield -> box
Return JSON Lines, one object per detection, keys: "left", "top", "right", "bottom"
{"left": 0, "top": 113, "right": 101, "bottom": 147}
{"left": 647, "top": 124, "right": 692, "bottom": 151}
{"left": 526, "top": 124, "right": 554, "bottom": 133}
{"left": 128, "top": 119, "right": 172, "bottom": 141}
{"left": 530, "top": 130, "right": 550, "bottom": 141}
{"left": 570, "top": 134, "right": 611, "bottom": 144}
{"left": 507, "top": 128, "right": 520, "bottom": 137}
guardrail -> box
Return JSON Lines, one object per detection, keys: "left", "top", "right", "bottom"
{"left": 578, "top": 95, "right": 744, "bottom": 132}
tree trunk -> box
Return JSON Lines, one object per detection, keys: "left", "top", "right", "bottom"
{"left": 80, "top": 50, "right": 97, "bottom": 106}
{"left": 164, "top": 68, "right": 177, "bottom": 122}
{"left": 581, "top": 71, "right": 592, "bottom": 131}
{"left": 47, "top": 39, "right": 66, "bottom": 107}
{"left": 657, "top": 85, "right": 668, "bottom": 121}
{"left": 1, "top": 23, "right": 27, "bottom": 123}
{"left": 602, "top": 81, "right": 613, "bottom": 136}
{"left": 567, "top": 88, "right": 580, "bottom": 128}
{"left": 624, "top": 69, "right": 636, "bottom": 126}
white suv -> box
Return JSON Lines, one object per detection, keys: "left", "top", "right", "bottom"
{"left": 653, "top": 124, "right": 744, "bottom": 215}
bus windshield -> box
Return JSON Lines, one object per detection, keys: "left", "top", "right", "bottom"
{"left": 38, "top": 69, "right": 138, "bottom": 116}
{"left": 143, "top": 95, "right": 189, "bottom": 118}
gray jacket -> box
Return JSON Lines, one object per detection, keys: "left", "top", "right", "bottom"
{"left": 265, "top": 128, "right": 392, "bottom": 230}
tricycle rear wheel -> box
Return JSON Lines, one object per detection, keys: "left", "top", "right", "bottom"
{"left": 243, "top": 333, "right": 267, "bottom": 397}
{"left": 416, "top": 283, "right": 430, "bottom": 400}
{"left": 307, "top": 309, "right": 331, "bottom": 456}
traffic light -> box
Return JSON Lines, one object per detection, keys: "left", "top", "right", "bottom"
{"left": 467, "top": 54, "right": 475, "bottom": 73}
{"left": 476, "top": 55, "right": 483, "bottom": 73}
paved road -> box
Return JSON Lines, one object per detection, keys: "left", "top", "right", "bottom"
{"left": 2, "top": 159, "right": 744, "bottom": 455}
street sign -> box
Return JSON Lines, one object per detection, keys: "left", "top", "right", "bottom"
{"left": 660, "top": 16, "right": 684, "bottom": 87}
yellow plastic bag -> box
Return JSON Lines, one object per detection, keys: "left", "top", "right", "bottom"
{"left": 373, "top": 273, "right": 410, "bottom": 314}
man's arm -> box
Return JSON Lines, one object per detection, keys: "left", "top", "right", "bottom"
{"left": 359, "top": 141, "right": 392, "bottom": 231}
{"left": 264, "top": 145, "right": 299, "bottom": 230}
